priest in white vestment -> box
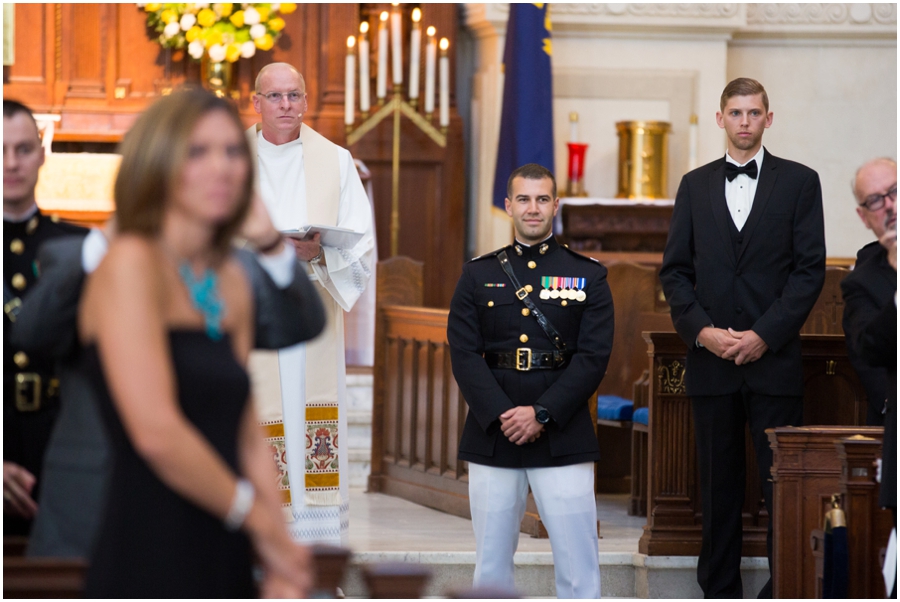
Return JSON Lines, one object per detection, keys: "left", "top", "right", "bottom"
{"left": 247, "top": 63, "right": 374, "bottom": 545}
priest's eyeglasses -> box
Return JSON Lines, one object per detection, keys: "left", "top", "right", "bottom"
{"left": 859, "top": 184, "right": 897, "bottom": 212}
{"left": 259, "top": 91, "right": 305, "bottom": 104}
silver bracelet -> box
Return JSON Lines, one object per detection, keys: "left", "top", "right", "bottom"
{"left": 309, "top": 245, "right": 323, "bottom": 264}
{"left": 224, "top": 478, "right": 255, "bottom": 532}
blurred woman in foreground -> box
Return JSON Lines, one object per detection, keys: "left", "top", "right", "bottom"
{"left": 78, "top": 89, "right": 311, "bottom": 597}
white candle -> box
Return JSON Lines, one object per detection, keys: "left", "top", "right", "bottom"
{"left": 439, "top": 37, "right": 449, "bottom": 127}
{"left": 569, "top": 112, "right": 578, "bottom": 143}
{"left": 688, "top": 114, "right": 699, "bottom": 171}
{"left": 408, "top": 9, "right": 422, "bottom": 100}
{"left": 391, "top": 4, "right": 402, "bottom": 86}
{"left": 377, "top": 12, "right": 388, "bottom": 100}
{"left": 345, "top": 36, "right": 355, "bottom": 126}
{"left": 359, "top": 22, "right": 370, "bottom": 112}
{"left": 424, "top": 26, "right": 436, "bottom": 114}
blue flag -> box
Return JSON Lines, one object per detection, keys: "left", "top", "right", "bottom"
{"left": 492, "top": 3, "right": 554, "bottom": 211}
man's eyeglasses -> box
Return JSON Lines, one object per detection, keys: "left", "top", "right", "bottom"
{"left": 258, "top": 91, "right": 305, "bottom": 104}
{"left": 859, "top": 184, "right": 897, "bottom": 212}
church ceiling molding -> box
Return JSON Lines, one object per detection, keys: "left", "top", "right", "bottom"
{"left": 464, "top": 3, "right": 897, "bottom": 40}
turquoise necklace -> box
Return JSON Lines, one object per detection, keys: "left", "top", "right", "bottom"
{"left": 178, "top": 263, "right": 224, "bottom": 341}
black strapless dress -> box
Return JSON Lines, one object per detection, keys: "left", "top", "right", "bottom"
{"left": 84, "top": 330, "right": 255, "bottom": 598}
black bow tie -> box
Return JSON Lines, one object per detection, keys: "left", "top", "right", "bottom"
{"left": 725, "top": 160, "right": 758, "bottom": 181}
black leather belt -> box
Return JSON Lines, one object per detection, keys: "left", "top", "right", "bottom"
{"left": 9, "top": 373, "right": 60, "bottom": 412}
{"left": 484, "top": 349, "right": 574, "bottom": 371}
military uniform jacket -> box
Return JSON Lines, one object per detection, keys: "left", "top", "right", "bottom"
{"left": 447, "top": 236, "right": 613, "bottom": 468}
{"left": 4, "top": 209, "right": 87, "bottom": 403}
{"left": 3, "top": 209, "right": 87, "bottom": 534}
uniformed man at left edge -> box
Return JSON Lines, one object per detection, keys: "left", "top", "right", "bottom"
{"left": 3, "top": 100, "right": 88, "bottom": 535}
{"left": 447, "top": 163, "right": 614, "bottom": 598}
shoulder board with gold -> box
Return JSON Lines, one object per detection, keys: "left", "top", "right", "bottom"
{"left": 467, "top": 246, "right": 508, "bottom": 263}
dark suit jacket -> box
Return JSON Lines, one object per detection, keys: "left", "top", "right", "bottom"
{"left": 659, "top": 150, "right": 826, "bottom": 397}
{"left": 859, "top": 296, "right": 896, "bottom": 508}
{"left": 14, "top": 235, "right": 326, "bottom": 558}
{"left": 841, "top": 241, "right": 896, "bottom": 425}
{"left": 447, "top": 237, "right": 614, "bottom": 468}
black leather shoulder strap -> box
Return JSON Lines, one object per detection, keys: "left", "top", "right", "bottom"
{"left": 497, "top": 250, "right": 567, "bottom": 351}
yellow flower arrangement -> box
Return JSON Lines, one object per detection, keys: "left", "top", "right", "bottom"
{"left": 138, "top": 3, "right": 294, "bottom": 63}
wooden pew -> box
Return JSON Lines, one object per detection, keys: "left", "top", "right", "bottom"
{"left": 595, "top": 262, "right": 659, "bottom": 494}
{"left": 629, "top": 369, "right": 650, "bottom": 516}
{"left": 3, "top": 557, "right": 88, "bottom": 599}
{"left": 836, "top": 434, "right": 893, "bottom": 598}
{"left": 3, "top": 536, "right": 87, "bottom": 598}
{"left": 362, "top": 563, "right": 432, "bottom": 599}
{"left": 768, "top": 426, "right": 886, "bottom": 598}
{"left": 368, "top": 257, "right": 471, "bottom": 518}
{"left": 311, "top": 544, "right": 353, "bottom": 597}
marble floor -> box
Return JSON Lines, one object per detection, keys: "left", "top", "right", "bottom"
{"left": 339, "top": 489, "right": 768, "bottom": 598}
{"left": 347, "top": 487, "right": 646, "bottom": 554}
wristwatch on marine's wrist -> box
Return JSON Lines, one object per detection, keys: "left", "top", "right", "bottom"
{"left": 309, "top": 246, "right": 323, "bottom": 264}
{"left": 533, "top": 404, "right": 550, "bottom": 425}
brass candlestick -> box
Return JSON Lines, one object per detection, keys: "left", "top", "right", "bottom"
{"left": 346, "top": 87, "right": 446, "bottom": 257}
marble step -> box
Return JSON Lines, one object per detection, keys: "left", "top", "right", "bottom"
{"left": 339, "top": 552, "right": 769, "bottom": 598}
{"left": 346, "top": 369, "right": 374, "bottom": 488}
{"left": 347, "top": 410, "right": 372, "bottom": 450}
{"left": 345, "top": 370, "right": 374, "bottom": 412}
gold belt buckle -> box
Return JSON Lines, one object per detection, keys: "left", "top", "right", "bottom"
{"left": 515, "top": 348, "right": 532, "bottom": 371}
{"left": 4, "top": 297, "right": 22, "bottom": 323}
{"left": 15, "top": 373, "right": 42, "bottom": 412}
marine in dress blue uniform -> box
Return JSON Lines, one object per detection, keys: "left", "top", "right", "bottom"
{"left": 448, "top": 164, "right": 613, "bottom": 598}
{"left": 4, "top": 100, "right": 88, "bottom": 535}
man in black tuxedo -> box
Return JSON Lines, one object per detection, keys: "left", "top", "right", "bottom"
{"left": 840, "top": 158, "right": 896, "bottom": 426}
{"left": 660, "top": 78, "right": 826, "bottom": 598}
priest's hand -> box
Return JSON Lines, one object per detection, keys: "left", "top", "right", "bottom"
{"left": 723, "top": 328, "right": 769, "bottom": 365}
{"left": 697, "top": 326, "right": 740, "bottom": 359}
{"left": 3, "top": 461, "right": 37, "bottom": 519}
{"left": 289, "top": 232, "right": 324, "bottom": 264}
{"left": 500, "top": 406, "right": 544, "bottom": 446}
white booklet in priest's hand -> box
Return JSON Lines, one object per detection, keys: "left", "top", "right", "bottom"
{"left": 281, "top": 225, "right": 364, "bottom": 250}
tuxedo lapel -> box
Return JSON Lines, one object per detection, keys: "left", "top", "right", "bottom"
{"left": 736, "top": 150, "right": 778, "bottom": 262}
{"left": 707, "top": 160, "right": 737, "bottom": 267}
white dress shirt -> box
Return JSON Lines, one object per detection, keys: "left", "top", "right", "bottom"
{"left": 724, "top": 146, "right": 765, "bottom": 231}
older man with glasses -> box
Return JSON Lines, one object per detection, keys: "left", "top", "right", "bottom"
{"left": 245, "top": 62, "right": 374, "bottom": 547}
{"left": 840, "top": 157, "right": 897, "bottom": 427}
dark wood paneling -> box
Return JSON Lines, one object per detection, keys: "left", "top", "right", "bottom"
{"left": 4, "top": 4, "right": 54, "bottom": 107}
{"left": 62, "top": 3, "right": 107, "bottom": 101}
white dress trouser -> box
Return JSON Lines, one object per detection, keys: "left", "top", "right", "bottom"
{"left": 468, "top": 462, "right": 601, "bottom": 598}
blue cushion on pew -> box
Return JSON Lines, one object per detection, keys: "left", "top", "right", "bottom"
{"left": 596, "top": 395, "right": 634, "bottom": 421}
{"left": 633, "top": 407, "right": 649, "bottom": 426}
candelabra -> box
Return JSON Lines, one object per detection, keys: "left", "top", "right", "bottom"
{"left": 344, "top": 6, "right": 450, "bottom": 257}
